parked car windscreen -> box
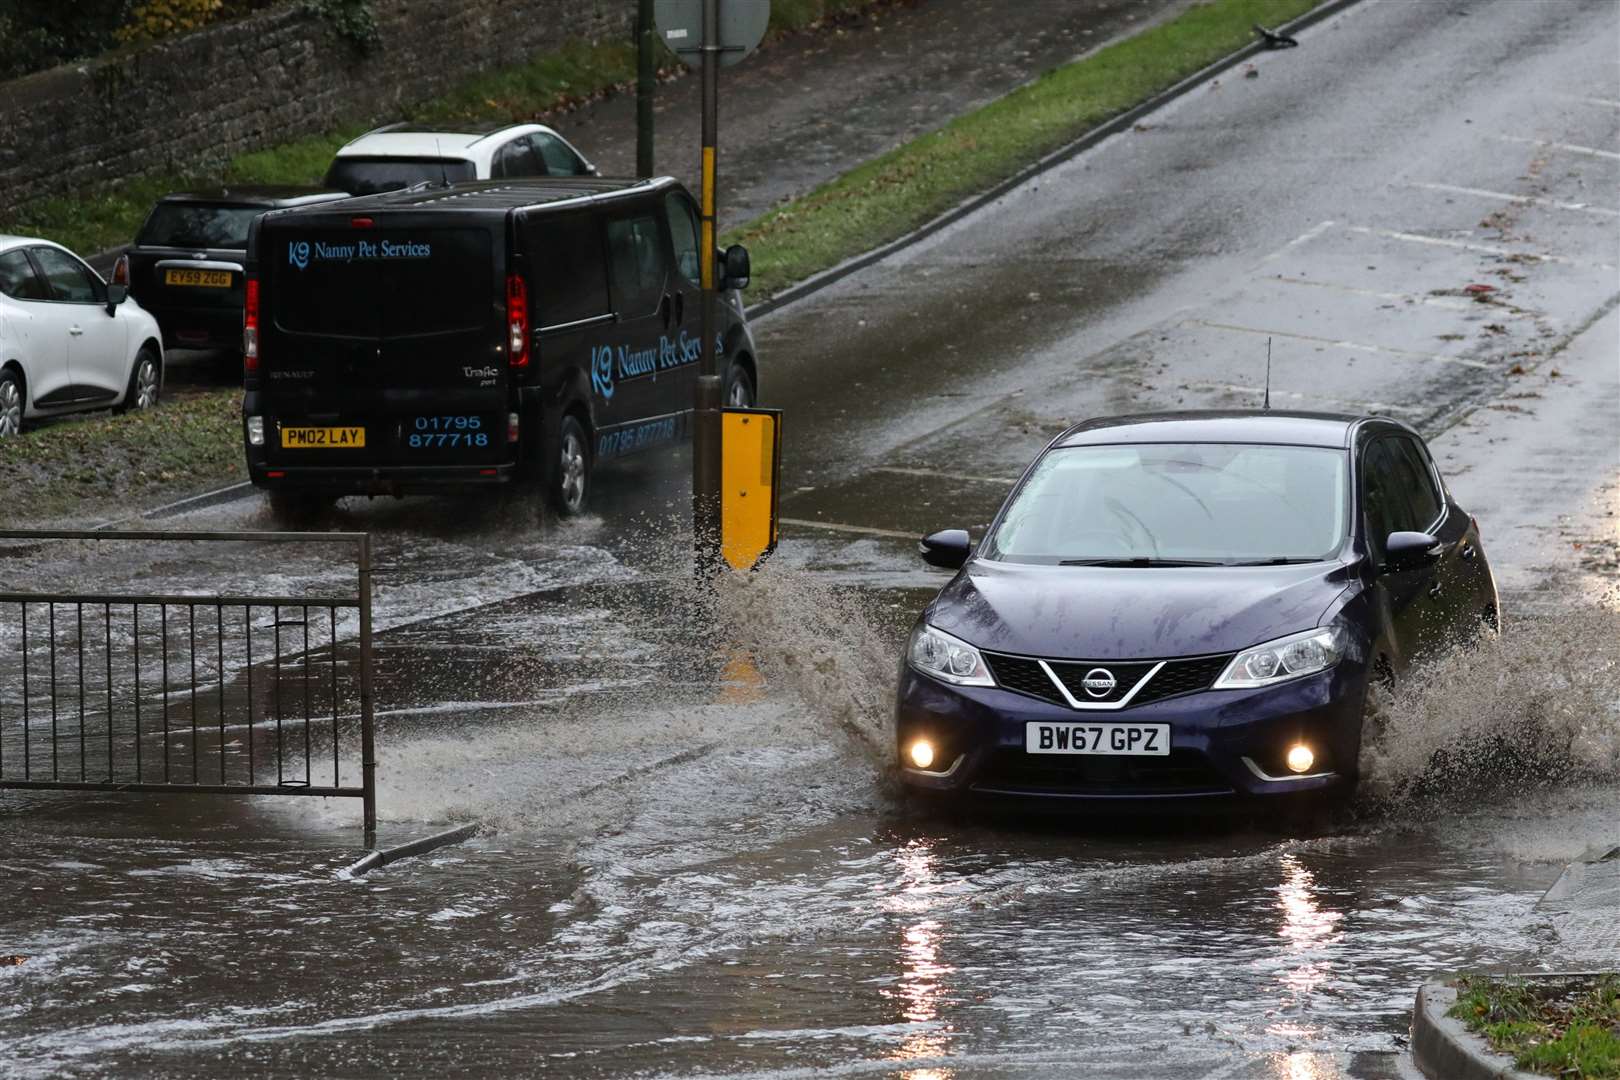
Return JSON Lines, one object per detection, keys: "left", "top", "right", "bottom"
{"left": 270, "top": 226, "right": 493, "bottom": 338}
{"left": 138, "top": 204, "right": 262, "bottom": 249}
{"left": 984, "top": 442, "right": 1349, "bottom": 564}
{"left": 323, "top": 157, "right": 476, "bottom": 196}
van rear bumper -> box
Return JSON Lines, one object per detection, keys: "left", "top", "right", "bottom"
{"left": 248, "top": 463, "right": 520, "bottom": 496}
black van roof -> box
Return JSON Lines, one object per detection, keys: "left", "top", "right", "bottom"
{"left": 307, "top": 177, "right": 676, "bottom": 217}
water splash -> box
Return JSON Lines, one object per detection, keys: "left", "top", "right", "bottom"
{"left": 1358, "top": 607, "right": 1620, "bottom": 813}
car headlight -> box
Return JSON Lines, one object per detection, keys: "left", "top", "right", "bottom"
{"left": 1215, "top": 626, "right": 1345, "bottom": 689}
{"left": 908, "top": 623, "right": 994, "bottom": 687}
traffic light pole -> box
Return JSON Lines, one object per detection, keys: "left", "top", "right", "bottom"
{"left": 691, "top": 0, "right": 723, "bottom": 575}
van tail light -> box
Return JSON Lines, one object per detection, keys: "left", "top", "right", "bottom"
{"left": 111, "top": 254, "right": 130, "bottom": 286}
{"left": 243, "top": 275, "right": 260, "bottom": 374}
{"left": 506, "top": 274, "right": 529, "bottom": 368}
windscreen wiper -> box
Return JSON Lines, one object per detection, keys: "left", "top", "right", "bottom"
{"left": 1058, "top": 557, "right": 1225, "bottom": 567}
{"left": 1229, "top": 557, "right": 1322, "bottom": 566}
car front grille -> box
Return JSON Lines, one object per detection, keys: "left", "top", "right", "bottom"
{"left": 982, "top": 651, "right": 1234, "bottom": 709}
{"left": 972, "top": 748, "right": 1232, "bottom": 796}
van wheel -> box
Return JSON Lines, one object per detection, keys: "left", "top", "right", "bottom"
{"left": 725, "top": 363, "right": 755, "bottom": 409}
{"left": 549, "top": 414, "right": 591, "bottom": 517}
{"left": 115, "top": 347, "right": 160, "bottom": 415}
{"left": 0, "top": 370, "right": 23, "bottom": 437}
{"left": 268, "top": 491, "right": 334, "bottom": 526}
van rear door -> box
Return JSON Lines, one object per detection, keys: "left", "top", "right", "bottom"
{"left": 260, "top": 217, "right": 509, "bottom": 467}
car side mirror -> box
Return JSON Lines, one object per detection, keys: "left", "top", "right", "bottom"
{"left": 104, "top": 283, "right": 128, "bottom": 314}
{"left": 720, "top": 244, "right": 750, "bottom": 290}
{"left": 919, "top": 529, "right": 972, "bottom": 570}
{"left": 1384, "top": 531, "right": 1440, "bottom": 572}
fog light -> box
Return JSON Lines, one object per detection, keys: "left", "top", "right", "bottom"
{"left": 1286, "top": 744, "right": 1315, "bottom": 774}
{"left": 508, "top": 411, "right": 520, "bottom": 444}
{"left": 246, "top": 415, "right": 264, "bottom": 446}
{"left": 907, "top": 739, "right": 936, "bottom": 770}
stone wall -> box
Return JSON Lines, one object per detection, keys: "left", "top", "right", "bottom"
{"left": 0, "top": 0, "right": 632, "bottom": 218}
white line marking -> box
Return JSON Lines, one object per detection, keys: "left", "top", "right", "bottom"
{"left": 1189, "top": 320, "right": 1494, "bottom": 369}
{"left": 1270, "top": 275, "right": 1480, "bottom": 312}
{"left": 780, "top": 517, "right": 918, "bottom": 540}
{"left": 872, "top": 466, "right": 1017, "bottom": 485}
{"left": 1342, "top": 225, "right": 1617, "bottom": 270}
{"left": 1494, "top": 134, "right": 1620, "bottom": 160}
{"left": 1261, "top": 219, "right": 1337, "bottom": 261}
{"left": 1410, "top": 181, "right": 1620, "bottom": 218}
{"left": 1181, "top": 381, "right": 1425, "bottom": 416}
{"left": 1545, "top": 93, "right": 1620, "bottom": 109}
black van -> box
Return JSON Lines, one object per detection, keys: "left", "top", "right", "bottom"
{"left": 242, "top": 177, "right": 757, "bottom": 517}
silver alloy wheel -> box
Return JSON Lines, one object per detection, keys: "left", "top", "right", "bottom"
{"left": 0, "top": 377, "right": 21, "bottom": 437}
{"left": 558, "top": 429, "right": 587, "bottom": 513}
{"left": 727, "top": 372, "right": 753, "bottom": 408}
{"left": 133, "top": 356, "right": 159, "bottom": 410}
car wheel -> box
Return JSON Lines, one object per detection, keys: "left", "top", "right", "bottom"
{"left": 0, "top": 370, "right": 23, "bottom": 438}
{"left": 548, "top": 414, "right": 591, "bottom": 517}
{"left": 115, "top": 347, "right": 160, "bottom": 414}
{"left": 725, "top": 362, "right": 756, "bottom": 409}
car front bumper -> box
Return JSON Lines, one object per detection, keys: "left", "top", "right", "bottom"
{"left": 894, "top": 661, "right": 1367, "bottom": 802}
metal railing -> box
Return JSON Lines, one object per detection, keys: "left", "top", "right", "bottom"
{"left": 0, "top": 530, "right": 376, "bottom": 840}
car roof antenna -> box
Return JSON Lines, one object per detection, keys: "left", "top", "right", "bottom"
{"left": 1263, "top": 337, "right": 1272, "bottom": 410}
{"left": 435, "top": 137, "right": 450, "bottom": 188}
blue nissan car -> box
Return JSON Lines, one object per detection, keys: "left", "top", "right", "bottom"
{"left": 895, "top": 412, "right": 1499, "bottom": 804}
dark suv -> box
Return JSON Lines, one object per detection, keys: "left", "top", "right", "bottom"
{"left": 243, "top": 177, "right": 758, "bottom": 518}
{"left": 125, "top": 187, "right": 349, "bottom": 352}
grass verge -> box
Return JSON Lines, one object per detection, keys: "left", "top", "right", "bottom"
{"left": 0, "top": 0, "right": 880, "bottom": 257}
{"left": 1450, "top": 974, "right": 1620, "bottom": 1078}
{"left": 0, "top": 388, "right": 244, "bottom": 523}
{"left": 728, "top": 0, "right": 1328, "bottom": 296}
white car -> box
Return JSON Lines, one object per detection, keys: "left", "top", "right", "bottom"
{"left": 0, "top": 236, "right": 164, "bottom": 438}
{"left": 321, "top": 122, "right": 598, "bottom": 196}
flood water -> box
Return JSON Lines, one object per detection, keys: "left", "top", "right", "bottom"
{"left": 2, "top": 496, "right": 1616, "bottom": 1079}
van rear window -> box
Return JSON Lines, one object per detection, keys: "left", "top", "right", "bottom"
{"left": 272, "top": 228, "right": 493, "bottom": 338}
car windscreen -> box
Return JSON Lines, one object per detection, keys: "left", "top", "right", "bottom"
{"left": 270, "top": 227, "right": 494, "bottom": 338}
{"left": 323, "top": 157, "right": 476, "bottom": 195}
{"left": 138, "top": 204, "right": 262, "bottom": 249}
{"left": 984, "top": 443, "right": 1349, "bottom": 564}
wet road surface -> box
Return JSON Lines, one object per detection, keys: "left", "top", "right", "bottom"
{"left": 4, "top": 0, "right": 1619, "bottom": 1077}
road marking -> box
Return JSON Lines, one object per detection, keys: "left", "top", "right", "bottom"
{"left": 780, "top": 517, "right": 918, "bottom": 540}
{"left": 1261, "top": 219, "right": 1337, "bottom": 261}
{"left": 1410, "top": 181, "right": 1620, "bottom": 218}
{"left": 1342, "top": 225, "right": 1617, "bottom": 271}
{"left": 1269, "top": 275, "right": 1479, "bottom": 312}
{"left": 872, "top": 466, "right": 1018, "bottom": 486}
{"left": 1181, "top": 380, "right": 1425, "bottom": 416}
{"left": 1189, "top": 320, "right": 1494, "bottom": 369}
{"left": 1494, "top": 134, "right": 1620, "bottom": 161}
{"left": 1545, "top": 93, "right": 1620, "bottom": 109}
